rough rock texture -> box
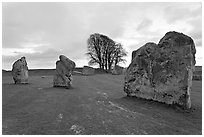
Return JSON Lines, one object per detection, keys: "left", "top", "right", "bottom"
{"left": 132, "top": 50, "right": 137, "bottom": 61}
{"left": 82, "top": 66, "right": 95, "bottom": 75}
{"left": 12, "top": 56, "right": 29, "bottom": 84}
{"left": 112, "top": 65, "right": 124, "bottom": 75}
{"left": 53, "top": 55, "right": 76, "bottom": 89}
{"left": 124, "top": 31, "right": 196, "bottom": 109}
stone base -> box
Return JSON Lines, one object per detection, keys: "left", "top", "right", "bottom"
{"left": 53, "top": 74, "right": 72, "bottom": 89}
{"left": 14, "top": 79, "right": 28, "bottom": 84}
{"left": 12, "top": 70, "right": 29, "bottom": 84}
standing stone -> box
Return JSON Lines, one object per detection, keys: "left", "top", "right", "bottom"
{"left": 12, "top": 56, "right": 29, "bottom": 84}
{"left": 124, "top": 31, "right": 196, "bottom": 109}
{"left": 82, "top": 66, "right": 95, "bottom": 75}
{"left": 111, "top": 65, "right": 124, "bottom": 75}
{"left": 132, "top": 50, "right": 137, "bottom": 61}
{"left": 53, "top": 55, "right": 76, "bottom": 89}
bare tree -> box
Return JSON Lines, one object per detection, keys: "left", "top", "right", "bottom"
{"left": 87, "top": 33, "right": 103, "bottom": 69}
{"left": 113, "top": 43, "right": 127, "bottom": 67}
{"left": 87, "top": 33, "right": 127, "bottom": 72}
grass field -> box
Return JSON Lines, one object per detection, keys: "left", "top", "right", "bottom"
{"left": 2, "top": 74, "right": 202, "bottom": 135}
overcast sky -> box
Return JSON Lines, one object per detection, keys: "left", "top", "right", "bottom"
{"left": 2, "top": 2, "right": 202, "bottom": 70}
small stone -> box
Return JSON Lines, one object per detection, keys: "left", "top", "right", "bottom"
{"left": 58, "top": 113, "right": 63, "bottom": 119}
{"left": 11, "top": 56, "right": 29, "bottom": 84}
{"left": 82, "top": 66, "right": 95, "bottom": 75}
{"left": 111, "top": 65, "right": 124, "bottom": 75}
{"left": 70, "top": 124, "right": 85, "bottom": 135}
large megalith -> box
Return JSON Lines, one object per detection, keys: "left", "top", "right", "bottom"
{"left": 53, "top": 55, "right": 76, "bottom": 89}
{"left": 82, "top": 66, "right": 95, "bottom": 75}
{"left": 124, "top": 31, "right": 196, "bottom": 109}
{"left": 131, "top": 50, "right": 137, "bottom": 61}
{"left": 12, "top": 56, "right": 29, "bottom": 84}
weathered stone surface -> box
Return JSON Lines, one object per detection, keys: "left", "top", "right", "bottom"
{"left": 82, "top": 66, "right": 95, "bottom": 75}
{"left": 111, "top": 65, "right": 124, "bottom": 75}
{"left": 132, "top": 50, "right": 137, "bottom": 61}
{"left": 12, "top": 56, "right": 29, "bottom": 84}
{"left": 59, "top": 55, "right": 76, "bottom": 71}
{"left": 124, "top": 31, "right": 196, "bottom": 109}
{"left": 53, "top": 55, "right": 76, "bottom": 89}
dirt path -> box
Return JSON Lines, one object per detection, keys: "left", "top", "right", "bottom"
{"left": 2, "top": 75, "right": 202, "bottom": 135}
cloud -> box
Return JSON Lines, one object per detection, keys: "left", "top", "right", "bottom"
{"left": 164, "top": 3, "right": 201, "bottom": 23}
{"left": 2, "top": 2, "right": 202, "bottom": 70}
{"left": 136, "top": 18, "right": 152, "bottom": 32}
{"left": 3, "top": 48, "right": 61, "bottom": 69}
{"left": 188, "top": 17, "right": 202, "bottom": 47}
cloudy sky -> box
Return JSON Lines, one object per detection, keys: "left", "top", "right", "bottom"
{"left": 2, "top": 2, "right": 202, "bottom": 70}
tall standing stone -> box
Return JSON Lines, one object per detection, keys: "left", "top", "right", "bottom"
{"left": 131, "top": 50, "right": 137, "bottom": 61}
{"left": 12, "top": 56, "right": 29, "bottom": 84}
{"left": 53, "top": 55, "right": 76, "bottom": 89}
{"left": 124, "top": 31, "right": 196, "bottom": 109}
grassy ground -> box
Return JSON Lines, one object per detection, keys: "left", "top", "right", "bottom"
{"left": 2, "top": 74, "right": 202, "bottom": 135}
